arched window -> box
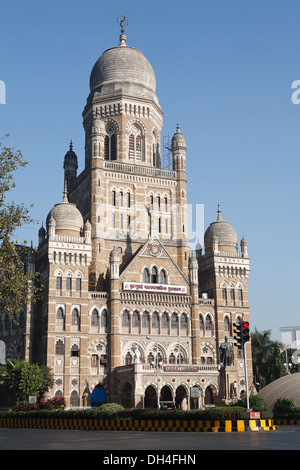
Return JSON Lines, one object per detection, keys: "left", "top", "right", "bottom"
{"left": 199, "top": 315, "right": 204, "bottom": 330}
{"left": 56, "top": 307, "right": 64, "bottom": 320}
{"left": 180, "top": 313, "right": 187, "bottom": 329}
{"left": 132, "top": 311, "right": 139, "bottom": 328}
{"left": 72, "top": 308, "right": 80, "bottom": 326}
{"left": 71, "top": 344, "right": 80, "bottom": 357}
{"left": 224, "top": 315, "right": 230, "bottom": 332}
{"left": 160, "top": 269, "right": 167, "bottom": 284}
{"left": 152, "top": 312, "right": 159, "bottom": 328}
{"left": 122, "top": 311, "right": 129, "bottom": 327}
{"left": 56, "top": 276, "right": 62, "bottom": 290}
{"left": 147, "top": 352, "right": 154, "bottom": 365}
{"left": 171, "top": 313, "right": 178, "bottom": 329}
{"left": 142, "top": 311, "right": 149, "bottom": 328}
{"left": 125, "top": 351, "right": 132, "bottom": 365}
{"left": 143, "top": 268, "right": 150, "bottom": 283}
{"left": 129, "top": 125, "right": 143, "bottom": 161}
{"left": 169, "top": 353, "right": 176, "bottom": 364}
{"left": 70, "top": 390, "right": 79, "bottom": 407}
{"left": 206, "top": 315, "right": 212, "bottom": 331}
{"left": 151, "top": 267, "right": 158, "bottom": 284}
{"left": 161, "top": 312, "right": 168, "bottom": 329}
{"left": 55, "top": 340, "right": 64, "bottom": 355}
{"left": 101, "top": 309, "right": 107, "bottom": 327}
{"left": 105, "top": 125, "right": 117, "bottom": 160}
{"left": 91, "top": 309, "right": 99, "bottom": 327}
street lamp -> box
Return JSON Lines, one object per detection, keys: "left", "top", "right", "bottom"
{"left": 146, "top": 336, "right": 163, "bottom": 408}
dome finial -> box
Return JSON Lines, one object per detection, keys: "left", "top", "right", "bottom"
{"left": 117, "top": 11, "right": 128, "bottom": 46}
{"left": 62, "top": 178, "right": 69, "bottom": 203}
{"left": 176, "top": 121, "right": 180, "bottom": 133}
{"left": 217, "top": 202, "right": 222, "bottom": 221}
{"left": 69, "top": 139, "right": 73, "bottom": 151}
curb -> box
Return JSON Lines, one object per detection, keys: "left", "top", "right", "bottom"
{"left": 0, "top": 416, "right": 278, "bottom": 432}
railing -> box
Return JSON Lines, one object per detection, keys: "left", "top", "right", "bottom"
{"left": 105, "top": 161, "right": 176, "bottom": 179}
{"left": 88, "top": 292, "right": 108, "bottom": 299}
{"left": 120, "top": 291, "right": 191, "bottom": 306}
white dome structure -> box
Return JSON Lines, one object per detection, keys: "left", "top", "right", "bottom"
{"left": 258, "top": 373, "right": 300, "bottom": 408}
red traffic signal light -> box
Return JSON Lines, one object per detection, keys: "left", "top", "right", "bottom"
{"left": 241, "top": 321, "right": 250, "bottom": 343}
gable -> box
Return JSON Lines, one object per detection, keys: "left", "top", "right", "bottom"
{"left": 119, "top": 236, "right": 190, "bottom": 290}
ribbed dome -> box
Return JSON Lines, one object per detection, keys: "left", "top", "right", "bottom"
{"left": 258, "top": 373, "right": 300, "bottom": 408}
{"left": 89, "top": 44, "right": 157, "bottom": 101}
{"left": 204, "top": 205, "right": 238, "bottom": 253}
{"left": 46, "top": 190, "right": 83, "bottom": 237}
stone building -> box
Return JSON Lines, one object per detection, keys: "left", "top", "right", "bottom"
{"left": 0, "top": 20, "right": 253, "bottom": 409}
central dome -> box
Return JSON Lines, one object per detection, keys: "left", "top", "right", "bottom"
{"left": 89, "top": 44, "right": 157, "bottom": 101}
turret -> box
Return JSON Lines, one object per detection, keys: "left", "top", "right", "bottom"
{"left": 63, "top": 140, "right": 78, "bottom": 190}
{"left": 172, "top": 122, "right": 186, "bottom": 172}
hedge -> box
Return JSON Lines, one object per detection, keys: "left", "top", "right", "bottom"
{"left": 0, "top": 405, "right": 273, "bottom": 421}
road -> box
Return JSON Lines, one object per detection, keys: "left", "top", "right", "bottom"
{"left": 0, "top": 426, "right": 299, "bottom": 454}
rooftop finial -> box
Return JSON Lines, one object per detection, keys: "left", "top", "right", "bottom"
{"left": 217, "top": 202, "right": 222, "bottom": 221}
{"left": 69, "top": 139, "right": 73, "bottom": 151}
{"left": 62, "top": 178, "right": 68, "bottom": 203}
{"left": 117, "top": 12, "right": 128, "bottom": 46}
{"left": 176, "top": 121, "right": 180, "bottom": 133}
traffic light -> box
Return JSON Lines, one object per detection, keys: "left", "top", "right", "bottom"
{"left": 241, "top": 321, "right": 250, "bottom": 344}
{"left": 233, "top": 322, "right": 242, "bottom": 350}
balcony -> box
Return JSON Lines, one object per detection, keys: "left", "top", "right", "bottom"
{"left": 104, "top": 161, "right": 176, "bottom": 179}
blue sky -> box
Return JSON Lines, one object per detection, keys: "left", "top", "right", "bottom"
{"left": 1, "top": 0, "right": 299, "bottom": 342}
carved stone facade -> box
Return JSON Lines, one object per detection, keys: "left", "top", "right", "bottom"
{"left": 0, "top": 25, "right": 253, "bottom": 409}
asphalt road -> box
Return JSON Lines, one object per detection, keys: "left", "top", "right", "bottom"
{"left": 0, "top": 426, "right": 299, "bottom": 454}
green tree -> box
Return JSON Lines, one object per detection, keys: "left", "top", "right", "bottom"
{"left": 2, "top": 359, "right": 54, "bottom": 405}
{"left": 0, "top": 137, "right": 40, "bottom": 321}
{"left": 251, "top": 328, "right": 274, "bottom": 388}
{"left": 267, "top": 341, "right": 285, "bottom": 383}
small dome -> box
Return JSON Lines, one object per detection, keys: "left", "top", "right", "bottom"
{"left": 204, "top": 204, "right": 238, "bottom": 253}
{"left": 172, "top": 122, "right": 186, "bottom": 149}
{"left": 89, "top": 43, "right": 157, "bottom": 102}
{"left": 46, "top": 190, "right": 83, "bottom": 237}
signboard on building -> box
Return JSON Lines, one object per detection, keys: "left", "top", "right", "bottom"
{"left": 280, "top": 326, "right": 300, "bottom": 349}
{"left": 123, "top": 282, "right": 188, "bottom": 294}
{"left": 163, "top": 365, "right": 199, "bottom": 373}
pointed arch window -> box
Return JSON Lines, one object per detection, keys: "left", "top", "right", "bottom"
{"left": 105, "top": 125, "right": 117, "bottom": 161}
{"left": 132, "top": 311, "right": 140, "bottom": 328}
{"left": 129, "top": 124, "right": 143, "bottom": 161}
{"left": 160, "top": 269, "right": 167, "bottom": 284}
{"left": 151, "top": 266, "right": 158, "bottom": 283}
{"left": 161, "top": 312, "right": 169, "bottom": 329}
{"left": 72, "top": 308, "right": 80, "bottom": 326}
{"left": 171, "top": 313, "right": 178, "bottom": 329}
{"left": 91, "top": 309, "right": 99, "bottom": 327}
{"left": 143, "top": 268, "right": 150, "bottom": 283}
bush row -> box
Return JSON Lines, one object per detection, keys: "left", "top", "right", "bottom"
{"left": 0, "top": 404, "right": 273, "bottom": 420}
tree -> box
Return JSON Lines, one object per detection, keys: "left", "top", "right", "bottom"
{"left": 0, "top": 136, "right": 40, "bottom": 321}
{"left": 2, "top": 359, "right": 54, "bottom": 405}
{"left": 251, "top": 328, "right": 274, "bottom": 388}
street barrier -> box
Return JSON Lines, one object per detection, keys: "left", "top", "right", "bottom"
{"left": 0, "top": 416, "right": 278, "bottom": 432}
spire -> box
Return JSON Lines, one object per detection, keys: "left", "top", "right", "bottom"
{"left": 217, "top": 202, "right": 222, "bottom": 221}
{"left": 62, "top": 179, "right": 69, "bottom": 203}
{"left": 69, "top": 139, "right": 73, "bottom": 151}
{"left": 176, "top": 121, "right": 180, "bottom": 133}
{"left": 117, "top": 12, "right": 128, "bottom": 46}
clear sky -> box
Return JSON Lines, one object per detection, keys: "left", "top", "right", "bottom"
{"left": 1, "top": 0, "right": 299, "bottom": 342}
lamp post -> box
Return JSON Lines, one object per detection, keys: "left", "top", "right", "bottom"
{"left": 146, "top": 336, "right": 162, "bottom": 408}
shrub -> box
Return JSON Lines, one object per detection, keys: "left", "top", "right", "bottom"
{"left": 97, "top": 403, "right": 124, "bottom": 418}
{"left": 273, "top": 398, "right": 298, "bottom": 418}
